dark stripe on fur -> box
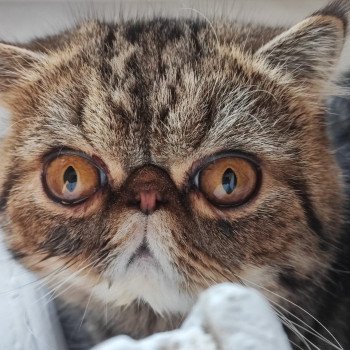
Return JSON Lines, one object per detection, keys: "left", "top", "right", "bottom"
{"left": 217, "top": 219, "right": 234, "bottom": 238}
{"left": 40, "top": 226, "right": 84, "bottom": 256}
{"left": 7, "top": 247, "right": 27, "bottom": 260}
{"left": 278, "top": 266, "right": 306, "bottom": 290}
{"left": 286, "top": 177, "right": 326, "bottom": 241}
{"left": 100, "top": 25, "right": 116, "bottom": 83}
{"left": 0, "top": 171, "right": 19, "bottom": 212}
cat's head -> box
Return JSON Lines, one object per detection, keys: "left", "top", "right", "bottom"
{"left": 0, "top": 2, "right": 348, "bottom": 315}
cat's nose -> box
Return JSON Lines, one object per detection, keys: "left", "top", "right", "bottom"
{"left": 122, "top": 165, "right": 175, "bottom": 215}
{"left": 136, "top": 190, "right": 164, "bottom": 215}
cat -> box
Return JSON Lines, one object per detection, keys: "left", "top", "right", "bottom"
{"left": 0, "top": 1, "right": 350, "bottom": 349}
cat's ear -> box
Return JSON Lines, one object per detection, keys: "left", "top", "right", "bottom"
{"left": 0, "top": 43, "right": 46, "bottom": 93}
{"left": 255, "top": 1, "right": 349, "bottom": 90}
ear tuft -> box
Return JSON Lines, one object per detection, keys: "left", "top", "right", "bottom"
{"left": 312, "top": 0, "right": 350, "bottom": 32}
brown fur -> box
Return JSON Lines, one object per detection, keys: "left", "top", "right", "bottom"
{"left": 0, "top": 1, "right": 349, "bottom": 349}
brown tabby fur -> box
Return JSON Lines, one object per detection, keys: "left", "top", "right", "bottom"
{"left": 0, "top": 1, "right": 349, "bottom": 349}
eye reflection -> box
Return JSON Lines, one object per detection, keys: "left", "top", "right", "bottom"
{"left": 222, "top": 168, "right": 236, "bottom": 194}
{"left": 63, "top": 166, "right": 78, "bottom": 193}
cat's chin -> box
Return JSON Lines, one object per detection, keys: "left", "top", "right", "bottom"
{"left": 97, "top": 256, "right": 194, "bottom": 315}
{"left": 93, "top": 215, "right": 195, "bottom": 315}
{"left": 116, "top": 274, "right": 193, "bottom": 314}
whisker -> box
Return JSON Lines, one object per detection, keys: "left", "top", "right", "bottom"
{"left": 0, "top": 256, "right": 75, "bottom": 295}
{"left": 32, "top": 257, "right": 97, "bottom": 307}
{"left": 76, "top": 274, "right": 100, "bottom": 333}
{"left": 31, "top": 257, "right": 84, "bottom": 299}
{"left": 272, "top": 301, "right": 343, "bottom": 350}
{"left": 237, "top": 274, "right": 343, "bottom": 350}
{"left": 179, "top": 7, "right": 220, "bottom": 48}
{"left": 273, "top": 307, "right": 313, "bottom": 350}
{"left": 41, "top": 258, "right": 99, "bottom": 307}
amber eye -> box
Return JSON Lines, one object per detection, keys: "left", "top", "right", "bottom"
{"left": 194, "top": 155, "right": 259, "bottom": 207}
{"left": 43, "top": 152, "right": 106, "bottom": 205}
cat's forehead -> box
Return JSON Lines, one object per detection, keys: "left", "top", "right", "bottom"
{"left": 23, "top": 20, "right": 294, "bottom": 178}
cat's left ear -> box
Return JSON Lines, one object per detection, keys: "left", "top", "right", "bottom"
{"left": 255, "top": 1, "right": 349, "bottom": 91}
{"left": 0, "top": 43, "right": 46, "bottom": 93}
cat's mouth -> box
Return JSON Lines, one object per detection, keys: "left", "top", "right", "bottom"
{"left": 117, "top": 215, "right": 172, "bottom": 278}
{"left": 126, "top": 237, "right": 154, "bottom": 268}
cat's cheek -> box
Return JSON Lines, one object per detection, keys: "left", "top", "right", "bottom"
{"left": 239, "top": 265, "right": 281, "bottom": 302}
{"left": 21, "top": 254, "right": 104, "bottom": 306}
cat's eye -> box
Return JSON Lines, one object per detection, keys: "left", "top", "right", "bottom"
{"left": 194, "top": 155, "right": 259, "bottom": 207}
{"left": 43, "top": 152, "right": 107, "bottom": 205}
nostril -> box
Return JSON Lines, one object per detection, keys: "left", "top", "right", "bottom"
{"left": 155, "top": 192, "right": 169, "bottom": 204}
{"left": 127, "top": 195, "right": 141, "bottom": 207}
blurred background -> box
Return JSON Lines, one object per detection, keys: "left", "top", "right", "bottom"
{"left": 0, "top": 1, "right": 348, "bottom": 73}
{"left": 1, "top": 0, "right": 349, "bottom": 74}
{"left": 0, "top": 0, "right": 336, "bottom": 40}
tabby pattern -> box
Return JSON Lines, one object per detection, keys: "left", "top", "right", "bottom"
{"left": 0, "top": 1, "right": 349, "bottom": 349}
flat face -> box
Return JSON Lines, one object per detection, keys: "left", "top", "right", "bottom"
{"left": 0, "top": 14, "right": 345, "bottom": 333}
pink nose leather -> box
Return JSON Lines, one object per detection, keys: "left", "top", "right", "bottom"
{"left": 124, "top": 165, "right": 173, "bottom": 214}
{"left": 139, "top": 191, "right": 160, "bottom": 214}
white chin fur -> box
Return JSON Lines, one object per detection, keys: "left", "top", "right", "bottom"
{"left": 96, "top": 213, "right": 195, "bottom": 315}
{"left": 103, "top": 263, "right": 194, "bottom": 314}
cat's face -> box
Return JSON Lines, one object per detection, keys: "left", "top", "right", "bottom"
{"left": 0, "top": 5, "right": 347, "bottom": 316}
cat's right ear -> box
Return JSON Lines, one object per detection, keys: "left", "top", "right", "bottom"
{"left": 254, "top": 1, "right": 349, "bottom": 92}
{"left": 0, "top": 43, "right": 45, "bottom": 93}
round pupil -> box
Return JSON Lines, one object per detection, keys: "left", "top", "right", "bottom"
{"left": 222, "top": 168, "right": 236, "bottom": 194}
{"left": 63, "top": 166, "right": 78, "bottom": 192}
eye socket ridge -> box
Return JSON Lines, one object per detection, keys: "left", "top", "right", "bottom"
{"left": 190, "top": 151, "right": 261, "bottom": 208}
{"left": 42, "top": 149, "right": 108, "bottom": 206}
